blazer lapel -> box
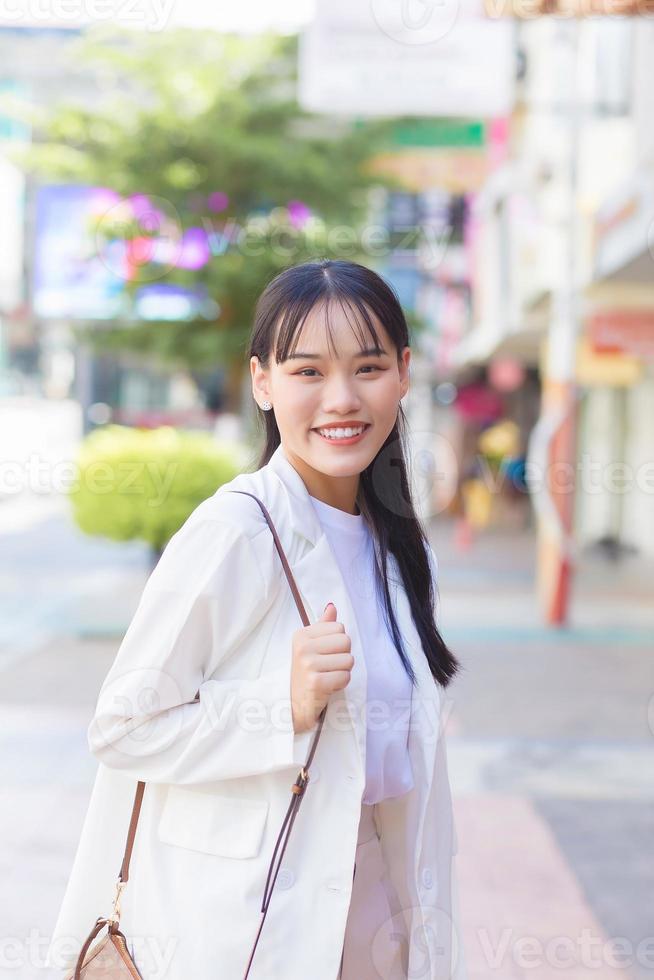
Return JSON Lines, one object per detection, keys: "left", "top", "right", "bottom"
{"left": 264, "top": 443, "right": 440, "bottom": 802}
{"left": 266, "top": 445, "right": 367, "bottom": 771}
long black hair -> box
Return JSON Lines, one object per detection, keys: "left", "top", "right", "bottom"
{"left": 248, "top": 258, "right": 461, "bottom": 689}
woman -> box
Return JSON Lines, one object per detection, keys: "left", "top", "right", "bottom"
{"left": 47, "top": 259, "right": 467, "bottom": 980}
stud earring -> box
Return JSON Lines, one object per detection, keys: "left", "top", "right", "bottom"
{"left": 261, "top": 400, "right": 272, "bottom": 411}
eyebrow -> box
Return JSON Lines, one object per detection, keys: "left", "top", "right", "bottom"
{"left": 286, "top": 346, "right": 388, "bottom": 360}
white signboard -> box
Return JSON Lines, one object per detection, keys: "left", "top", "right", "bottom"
{"left": 298, "top": 0, "right": 515, "bottom": 119}
{"left": 0, "top": 155, "right": 24, "bottom": 312}
{"left": 595, "top": 170, "right": 654, "bottom": 281}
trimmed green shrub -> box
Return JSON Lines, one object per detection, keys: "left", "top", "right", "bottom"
{"left": 69, "top": 425, "right": 246, "bottom": 552}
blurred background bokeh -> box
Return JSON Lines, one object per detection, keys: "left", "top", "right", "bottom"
{"left": 0, "top": 1, "right": 652, "bottom": 978}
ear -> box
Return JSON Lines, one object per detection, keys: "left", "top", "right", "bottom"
{"left": 398, "top": 346, "right": 411, "bottom": 399}
{"left": 250, "top": 355, "right": 271, "bottom": 410}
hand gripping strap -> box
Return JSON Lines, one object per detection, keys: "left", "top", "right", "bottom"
{"left": 74, "top": 490, "right": 328, "bottom": 980}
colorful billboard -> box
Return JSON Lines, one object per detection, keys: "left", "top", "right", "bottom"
{"left": 32, "top": 185, "right": 215, "bottom": 321}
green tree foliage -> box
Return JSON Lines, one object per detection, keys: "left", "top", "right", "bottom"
{"left": 19, "top": 28, "right": 401, "bottom": 396}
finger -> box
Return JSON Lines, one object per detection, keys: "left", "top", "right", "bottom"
{"left": 311, "top": 652, "right": 355, "bottom": 673}
{"left": 304, "top": 620, "right": 346, "bottom": 637}
{"left": 309, "top": 633, "right": 352, "bottom": 656}
{"left": 318, "top": 601, "right": 337, "bottom": 622}
{"left": 316, "top": 669, "right": 353, "bottom": 694}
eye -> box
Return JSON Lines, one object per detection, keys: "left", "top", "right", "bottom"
{"left": 294, "top": 366, "right": 381, "bottom": 377}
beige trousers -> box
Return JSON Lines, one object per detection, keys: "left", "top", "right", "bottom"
{"left": 338, "top": 802, "right": 409, "bottom": 980}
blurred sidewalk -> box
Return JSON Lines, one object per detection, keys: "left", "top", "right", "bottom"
{"left": 0, "top": 505, "right": 652, "bottom": 978}
{"left": 431, "top": 519, "right": 654, "bottom": 980}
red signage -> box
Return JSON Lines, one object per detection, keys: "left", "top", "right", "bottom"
{"left": 588, "top": 310, "right": 654, "bottom": 360}
{"left": 484, "top": 0, "right": 654, "bottom": 14}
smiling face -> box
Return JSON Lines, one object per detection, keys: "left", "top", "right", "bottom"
{"left": 250, "top": 299, "right": 410, "bottom": 512}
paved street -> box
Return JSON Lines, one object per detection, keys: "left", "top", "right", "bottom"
{"left": 0, "top": 492, "right": 652, "bottom": 979}
{"left": 432, "top": 521, "right": 654, "bottom": 980}
{"left": 0, "top": 491, "right": 151, "bottom": 980}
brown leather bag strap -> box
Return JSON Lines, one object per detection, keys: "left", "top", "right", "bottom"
{"left": 227, "top": 490, "right": 327, "bottom": 778}
{"left": 227, "top": 490, "right": 329, "bottom": 979}
{"left": 99, "top": 489, "right": 327, "bottom": 980}
{"left": 73, "top": 917, "right": 110, "bottom": 980}
{"left": 117, "top": 781, "right": 145, "bottom": 884}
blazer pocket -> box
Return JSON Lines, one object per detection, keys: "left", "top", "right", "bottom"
{"left": 158, "top": 786, "right": 269, "bottom": 859}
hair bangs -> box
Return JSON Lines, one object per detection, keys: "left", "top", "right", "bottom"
{"left": 275, "top": 291, "right": 385, "bottom": 365}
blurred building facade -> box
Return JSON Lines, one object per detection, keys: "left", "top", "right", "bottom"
{"left": 0, "top": 24, "right": 220, "bottom": 428}
{"left": 2, "top": 12, "right": 652, "bottom": 570}
{"left": 586, "top": 20, "right": 654, "bottom": 556}
{"left": 451, "top": 17, "right": 654, "bottom": 562}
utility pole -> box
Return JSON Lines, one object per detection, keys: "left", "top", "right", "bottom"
{"left": 529, "top": 19, "right": 582, "bottom": 624}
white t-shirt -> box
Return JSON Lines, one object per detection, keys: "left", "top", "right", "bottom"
{"left": 309, "top": 494, "right": 415, "bottom": 804}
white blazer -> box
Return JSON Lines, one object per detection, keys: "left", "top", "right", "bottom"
{"left": 46, "top": 442, "right": 467, "bottom": 980}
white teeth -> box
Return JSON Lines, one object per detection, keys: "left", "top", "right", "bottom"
{"left": 317, "top": 426, "right": 365, "bottom": 440}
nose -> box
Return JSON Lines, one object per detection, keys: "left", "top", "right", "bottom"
{"left": 322, "top": 375, "right": 362, "bottom": 414}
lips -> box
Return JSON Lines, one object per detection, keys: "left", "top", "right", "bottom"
{"left": 311, "top": 423, "right": 371, "bottom": 445}
{"left": 312, "top": 419, "right": 370, "bottom": 432}
{"left": 311, "top": 423, "right": 371, "bottom": 432}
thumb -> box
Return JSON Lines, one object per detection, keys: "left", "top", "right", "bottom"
{"left": 320, "top": 601, "right": 337, "bottom": 621}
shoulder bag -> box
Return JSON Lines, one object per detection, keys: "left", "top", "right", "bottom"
{"left": 65, "top": 490, "right": 329, "bottom": 980}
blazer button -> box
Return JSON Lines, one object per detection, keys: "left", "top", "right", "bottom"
{"left": 421, "top": 867, "right": 433, "bottom": 889}
{"left": 277, "top": 868, "right": 295, "bottom": 890}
